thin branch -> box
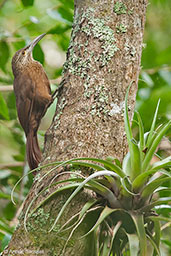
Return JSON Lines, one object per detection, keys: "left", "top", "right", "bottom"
{"left": 0, "top": 78, "right": 62, "bottom": 92}
{"left": 0, "top": 85, "right": 13, "bottom": 91}
{"left": 0, "top": 162, "right": 25, "bottom": 169}
{"left": 143, "top": 66, "right": 171, "bottom": 74}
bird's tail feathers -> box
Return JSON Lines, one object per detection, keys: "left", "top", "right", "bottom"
{"left": 26, "top": 131, "right": 42, "bottom": 170}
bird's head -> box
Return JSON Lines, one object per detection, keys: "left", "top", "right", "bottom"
{"left": 12, "top": 33, "right": 46, "bottom": 76}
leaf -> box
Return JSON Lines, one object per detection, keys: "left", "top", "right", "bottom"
{"left": 124, "top": 84, "right": 142, "bottom": 180}
{"left": 12, "top": 39, "right": 25, "bottom": 51}
{"left": 142, "top": 120, "right": 171, "bottom": 171}
{"left": 154, "top": 186, "right": 171, "bottom": 194}
{"left": 0, "top": 41, "right": 10, "bottom": 72}
{"left": 0, "top": 220, "right": 13, "bottom": 234}
{"left": 156, "top": 46, "right": 171, "bottom": 66}
{"left": 132, "top": 167, "right": 171, "bottom": 191}
{"left": 122, "top": 152, "right": 131, "bottom": 176}
{"left": 6, "top": 92, "right": 17, "bottom": 120}
{"left": 0, "top": 92, "right": 9, "bottom": 120}
{"left": 29, "top": 16, "right": 39, "bottom": 24}
{"left": 153, "top": 219, "right": 161, "bottom": 255}
{"left": 58, "top": 6, "right": 73, "bottom": 23}
{"left": 146, "top": 234, "right": 161, "bottom": 256}
{"left": 135, "top": 111, "right": 145, "bottom": 161}
{"left": 21, "top": 0, "right": 34, "bottom": 7}
{"left": 107, "top": 221, "right": 122, "bottom": 256}
{"left": 71, "top": 161, "right": 105, "bottom": 171}
{"left": 13, "top": 154, "right": 25, "bottom": 162}
{"left": 132, "top": 214, "right": 147, "bottom": 256}
{"left": 70, "top": 157, "right": 124, "bottom": 177}
{"left": 48, "top": 24, "right": 71, "bottom": 34}
{"left": 150, "top": 156, "right": 171, "bottom": 171}
{"left": 127, "top": 233, "right": 140, "bottom": 256}
{"left": 121, "top": 176, "right": 138, "bottom": 196}
{"left": 79, "top": 199, "right": 97, "bottom": 219}
{"left": 59, "top": 0, "right": 74, "bottom": 9}
{"left": 82, "top": 206, "right": 120, "bottom": 237}
{"left": 58, "top": 33, "right": 70, "bottom": 51}
{"left": 0, "top": 191, "right": 11, "bottom": 199}
{"left": 101, "top": 235, "right": 110, "bottom": 256}
{"left": 146, "top": 99, "right": 160, "bottom": 148}
{"left": 141, "top": 71, "right": 154, "bottom": 87}
{"left": 47, "top": 9, "right": 72, "bottom": 25}
{"left": 148, "top": 216, "right": 171, "bottom": 224}
{"left": 37, "top": 157, "right": 124, "bottom": 187}
{"left": 130, "top": 139, "right": 142, "bottom": 180}
{"left": 124, "top": 83, "right": 133, "bottom": 142}
{"left": 140, "top": 197, "right": 171, "bottom": 212}
{"left": 161, "top": 239, "right": 171, "bottom": 248}
{"left": 141, "top": 176, "right": 171, "bottom": 199}
{"left": 1, "top": 234, "right": 12, "bottom": 251}
{"left": 33, "top": 44, "right": 44, "bottom": 65}
{"left": 0, "top": 170, "right": 11, "bottom": 180}
{"left": 159, "top": 69, "right": 171, "bottom": 85}
{"left": 88, "top": 179, "right": 120, "bottom": 208}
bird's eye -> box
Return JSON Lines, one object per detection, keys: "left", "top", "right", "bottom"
{"left": 22, "top": 50, "right": 26, "bottom": 55}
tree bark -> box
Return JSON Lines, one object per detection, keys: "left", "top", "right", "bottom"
{"left": 4, "top": 0, "right": 148, "bottom": 255}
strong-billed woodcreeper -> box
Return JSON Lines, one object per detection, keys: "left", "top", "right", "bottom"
{"left": 12, "top": 34, "right": 52, "bottom": 170}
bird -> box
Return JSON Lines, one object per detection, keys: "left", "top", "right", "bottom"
{"left": 12, "top": 33, "right": 52, "bottom": 171}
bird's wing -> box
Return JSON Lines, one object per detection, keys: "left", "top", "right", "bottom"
{"left": 13, "top": 74, "right": 35, "bottom": 136}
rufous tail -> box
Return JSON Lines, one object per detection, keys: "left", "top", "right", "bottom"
{"left": 26, "top": 130, "right": 42, "bottom": 170}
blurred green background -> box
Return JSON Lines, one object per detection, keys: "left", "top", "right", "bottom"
{"left": 0, "top": 0, "right": 170, "bottom": 253}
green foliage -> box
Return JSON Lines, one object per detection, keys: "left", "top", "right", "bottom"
{"left": 33, "top": 44, "right": 44, "bottom": 64}
{"left": 0, "top": 92, "right": 9, "bottom": 120}
{"left": 0, "top": 0, "right": 170, "bottom": 254}
{"left": 21, "top": 0, "right": 34, "bottom": 7}
{"left": 0, "top": 41, "right": 10, "bottom": 72}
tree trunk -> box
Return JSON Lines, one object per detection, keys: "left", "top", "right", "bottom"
{"left": 4, "top": 0, "right": 147, "bottom": 255}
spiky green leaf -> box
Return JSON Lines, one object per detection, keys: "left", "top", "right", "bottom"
{"left": 82, "top": 206, "right": 120, "bottom": 237}
{"left": 142, "top": 121, "right": 171, "bottom": 171}
{"left": 141, "top": 176, "right": 171, "bottom": 199}
{"left": 132, "top": 214, "right": 147, "bottom": 256}
{"left": 146, "top": 99, "right": 160, "bottom": 148}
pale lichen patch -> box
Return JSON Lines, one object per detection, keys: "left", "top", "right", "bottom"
{"left": 113, "top": 1, "right": 127, "bottom": 15}
{"left": 109, "top": 101, "right": 125, "bottom": 116}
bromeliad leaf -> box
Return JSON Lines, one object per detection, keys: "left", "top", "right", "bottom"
{"left": 146, "top": 99, "right": 160, "bottom": 149}
{"left": 81, "top": 206, "right": 121, "bottom": 238}
{"left": 141, "top": 176, "right": 171, "bottom": 199}
{"left": 48, "top": 170, "right": 122, "bottom": 232}
{"left": 132, "top": 214, "right": 147, "bottom": 256}
{"left": 132, "top": 168, "right": 171, "bottom": 192}
{"left": 146, "top": 234, "right": 161, "bottom": 256}
{"left": 149, "top": 156, "right": 171, "bottom": 171}
{"left": 127, "top": 233, "right": 140, "bottom": 256}
{"left": 124, "top": 84, "right": 142, "bottom": 180}
{"left": 79, "top": 199, "right": 98, "bottom": 219}
{"left": 142, "top": 120, "right": 171, "bottom": 172}
{"left": 140, "top": 197, "right": 171, "bottom": 212}
{"left": 135, "top": 111, "right": 145, "bottom": 161}
{"left": 107, "top": 221, "right": 122, "bottom": 256}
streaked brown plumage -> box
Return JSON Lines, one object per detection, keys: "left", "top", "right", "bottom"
{"left": 12, "top": 34, "right": 52, "bottom": 170}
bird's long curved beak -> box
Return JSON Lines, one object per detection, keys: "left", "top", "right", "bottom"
{"left": 28, "top": 33, "right": 46, "bottom": 52}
